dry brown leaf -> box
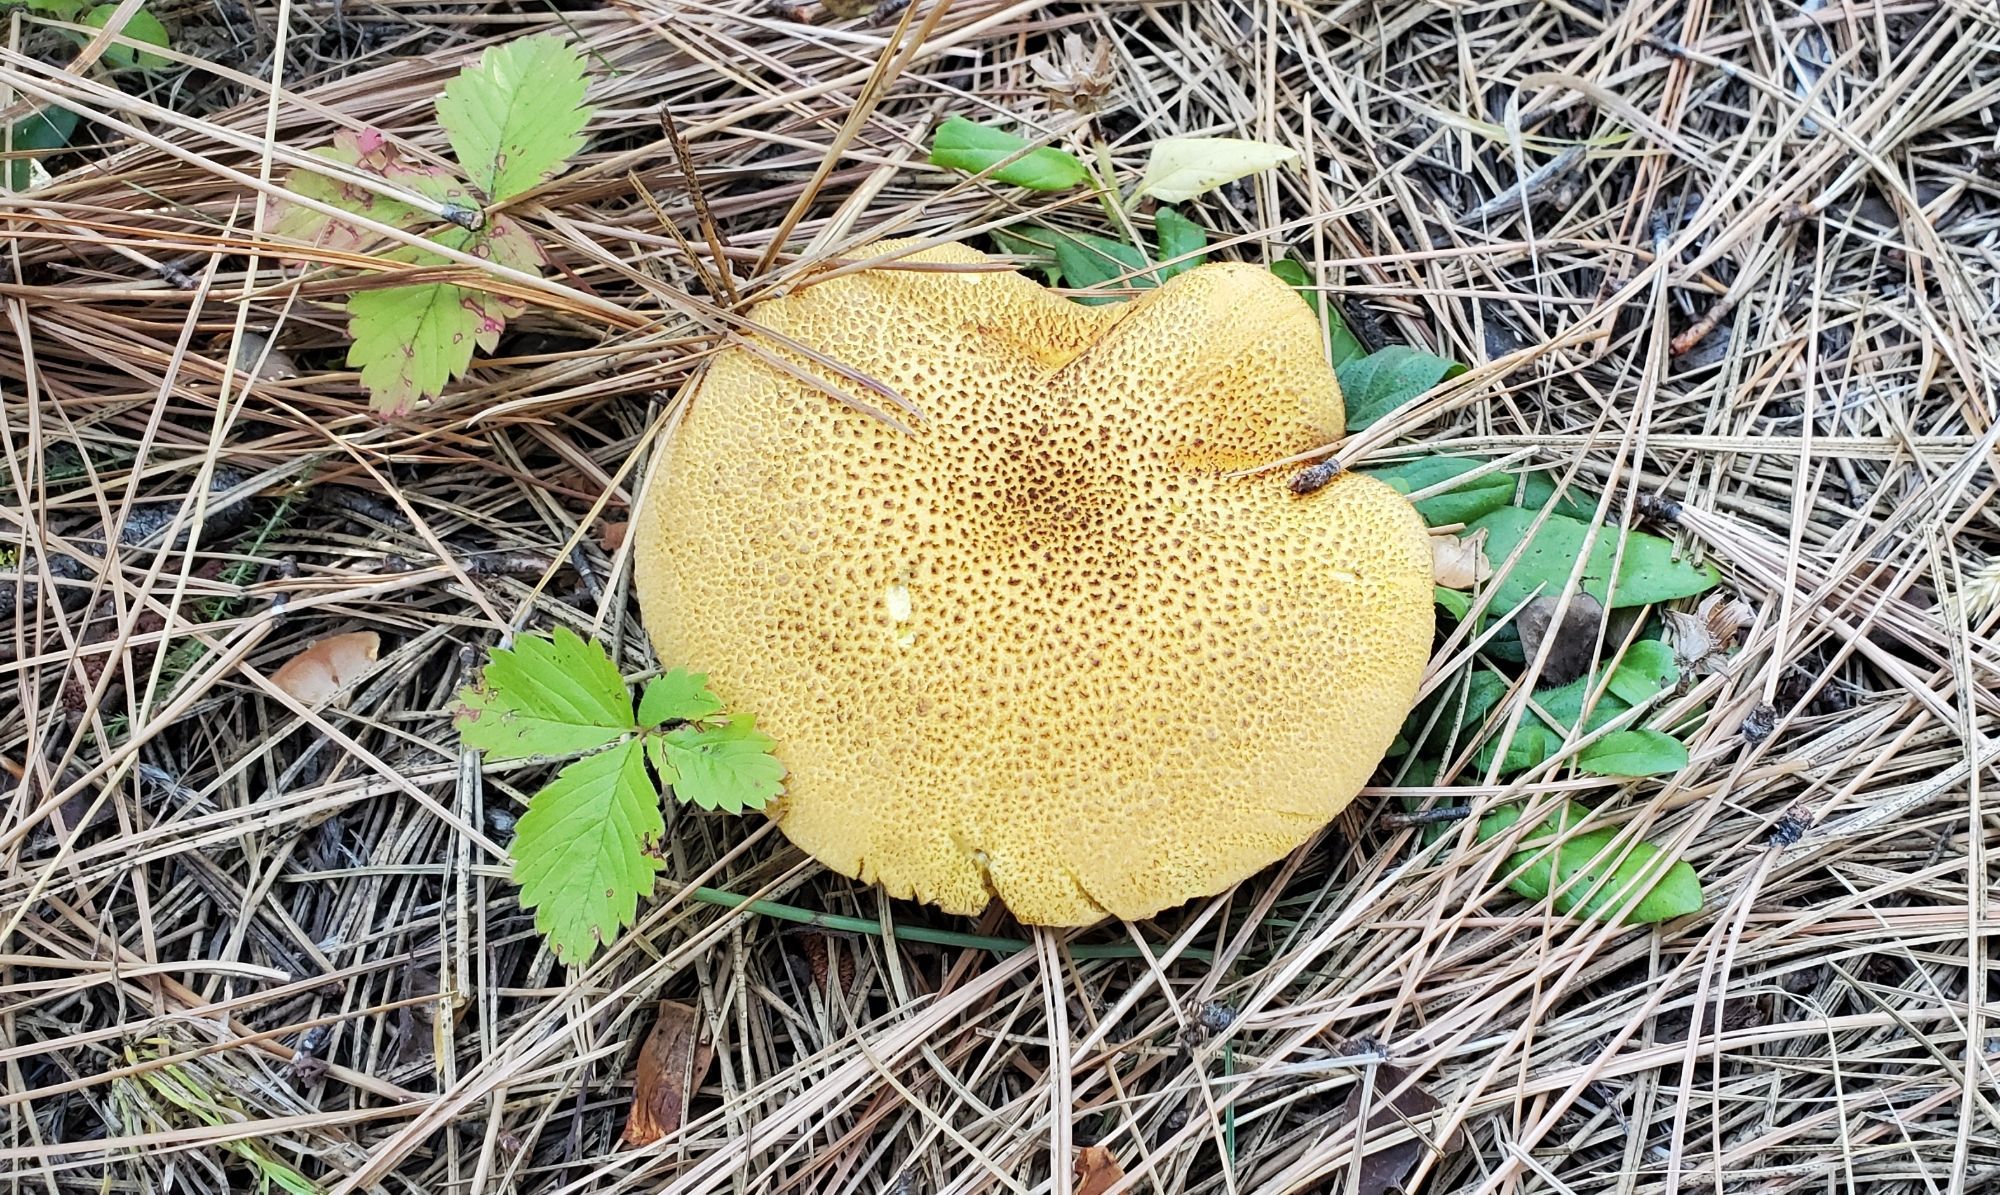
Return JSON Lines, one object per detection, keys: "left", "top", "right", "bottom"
{"left": 270, "top": 631, "right": 379, "bottom": 705}
{"left": 622, "top": 1000, "right": 714, "bottom": 1147}
{"left": 1031, "top": 34, "right": 1117, "bottom": 114}
{"left": 599, "top": 520, "right": 630, "bottom": 553}
{"left": 1339, "top": 1060, "right": 1464, "bottom": 1195}
{"left": 1515, "top": 593, "right": 1602, "bottom": 688}
{"left": 1074, "top": 1145, "right": 1124, "bottom": 1195}
{"left": 1667, "top": 592, "right": 1756, "bottom": 674}
{"left": 1429, "top": 531, "right": 1491, "bottom": 590}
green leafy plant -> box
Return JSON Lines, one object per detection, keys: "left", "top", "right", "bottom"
{"left": 1478, "top": 801, "right": 1702, "bottom": 924}
{"left": 928, "top": 116, "right": 1087, "bottom": 190}
{"left": 80, "top": 3, "right": 168, "bottom": 69}
{"left": 270, "top": 34, "right": 592, "bottom": 416}
{"left": 455, "top": 627, "right": 783, "bottom": 962}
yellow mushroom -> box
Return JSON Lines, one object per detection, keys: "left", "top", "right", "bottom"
{"left": 633, "top": 239, "right": 1432, "bottom": 926}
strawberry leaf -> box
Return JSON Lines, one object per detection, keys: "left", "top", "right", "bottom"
{"left": 509, "top": 738, "right": 662, "bottom": 961}
{"left": 345, "top": 282, "right": 483, "bottom": 417}
{"left": 436, "top": 34, "right": 592, "bottom": 204}
{"left": 268, "top": 130, "right": 470, "bottom": 255}
{"left": 637, "top": 669, "right": 724, "bottom": 728}
{"left": 659, "top": 716, "right": 784, "bottom": 813}
{"left": 455, "top": 626, "right": 635, "bottom": 759}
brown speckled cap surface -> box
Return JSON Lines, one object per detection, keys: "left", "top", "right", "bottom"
{"left": 633, "top": 240, "right": 1432, "bottom": 926}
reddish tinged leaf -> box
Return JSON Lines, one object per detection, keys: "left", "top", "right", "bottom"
{"left": 621, "top": 1000, "right": 713, "bottom": 1147}
{"left": 269, "top": 130, "right": 470, "bottom": 256}
{"left": 1074, "top": 1145, "right": 1123, "bottom": 1195}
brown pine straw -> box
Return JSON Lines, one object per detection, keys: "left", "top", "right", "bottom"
{"left": 3, "top": 1, "right": 1999, "bottom": 1192}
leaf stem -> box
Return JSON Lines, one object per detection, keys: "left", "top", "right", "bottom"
{"left": 688, "top": 887, "right": 1213, "bottom": 961}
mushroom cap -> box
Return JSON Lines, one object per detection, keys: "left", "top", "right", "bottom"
{"left": 633, "top": 240, "right": 1432, "bottom": 926}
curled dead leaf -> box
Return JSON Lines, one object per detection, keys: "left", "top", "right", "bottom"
{"left": 622, "top": 1000, "right": 714, "bottom": 1147}
{"left": 1666, "top": 592, "right": 1755, "bottom": 674}
{"left": 1430, "top": 531, "right": 1491, "bottom": 590}
{"left": 1516, "top": 592, "right": 1602, "bottom": 688}
{"left": 599, "top": 520, "right": 630, "bottom": 553}
{"left": 270, "top": 631, "right": 380, "bottom": 705}
{"left": 1075, "top": 1145, "right": 1124, "bottom": 1195}
{"left": 1030, "top": 34, "right": 1117, "bottom": 115}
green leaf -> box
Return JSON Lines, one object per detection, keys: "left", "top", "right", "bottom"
{"left": 1433, "top": 586, "right": 1470, "bottom": 620}
{"left": 4, "top": 104, "right": 79, "bottom": 191}
{"left": 1152, "top": 207, "right": 1208, "bottom": 280}
{"left": 436, "top": 34, "right": 592, "bottom": 203}
{"left": 1360, "top": 456, "right": 1516, "bottom": 527}
{"left": 638, "top": 668, "right": 724, "bottom": 727}
{"left": 1337, "top": 345, "right": 1467, "bottom": 430}
{"left": 928, "top": 116, "right": 1087, "bottom": 191}
{"left": 1466, "top": 506, "right": 1721, "bottom": 611}
{"left": 1479, "top": 802, "right": 1702, "bottom": 924}
{"left": 509, "top": 738, "right": 662, "bottom": 961}
{"left": 1473, "top": 723, "right": 1560, "bottom": 774}
{"left": 1268, "top": 259, "right": 1365, "bottom": 364}
{"left": 455, "top": 626, "right": 636, "bottom": 759}
{"left": 1607, "top": 640, "right": 1678, "bottom": 705}
{"left": 1052, "top": 231, "right": 1150, "bottom": 303}
{"left": 24, "top": 0, "right": 89, "bottom": 16}
{"left": 659, "top": 715, "right": 785, "bottom": 813}
{"left": 1134, "top": 136, "right": 1300, "bottom": 203}
{"left": 82, "top": 4, "right": 169, "bottom": 70}
{"left": 345, "top": 283, "right": 482, "bottom": 417}
{"left": 988, "top": 225, "right": 1062, "bottom": 283}
{"left": 1516, "top": 471, "right": 1600, "bottom": 521}
{"left": 1577, "top": 729, "right": 1688, "bottom": 777}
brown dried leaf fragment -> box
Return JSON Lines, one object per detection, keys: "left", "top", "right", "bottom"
{"left": 1429, "top": 531, "right": 1491, "bottom": 590}
{"left": 1515, "top": 593, "right": 1603, "bottom": 688}
{"left": 270, "top": 631, "right": 380, "bottom": 705}
{"left": 622, "top": 1000, "right": 714, "bottom": 1147}
{"left": 1339, "top": 1061, "right": 1463, "bottom": 1195}
{"left": 1074, "top": 1145, "right": 1124, "bottom": 1195}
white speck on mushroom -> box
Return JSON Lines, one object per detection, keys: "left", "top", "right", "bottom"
{"left": 887, "top": 584, "right": 916, "bottom": 646}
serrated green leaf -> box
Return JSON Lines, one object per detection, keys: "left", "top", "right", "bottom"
{"left": 1152, "top": 207, "right": 1208, "bottom": 280}
{"left": 82, "top": 4, "right": 169, "bottom": 70}
{"left": 1337, "top": 345, "right": 1467, "bottom": 430}
{"left": 1134, "top": 136, "right": 1299, "bottom": 203}
{"left": 1479, "top": 801, "right": 1702, "bottom": 923}
{"left": 345, "top": 283, "right": 482, "bottom": 417}
{"left": 1360, "top": 456, "right": 1517, "bottom": 527}
{"left": 661, "top": 715, "right": 785, "bottom": 813}
{"left": 1577, "top": 729, "right": 1688, "bottom": 777}
{"left": 928, "top": 116, "right": 1087, "bottom": 191}
{"left": 436, "top": 34, "right": 592, "bottom": 204}
{"left": 509, "top": 738, "right": 662, "bottom": 961}
{"left": 4, "top": 104, "right": 79, "bottom": 191}
{"left": 455, "top": 626, "right": 635, "bottom": 759}
{"left": 638, "top": 668, "right": 724, "bottom": 727}
{"left": 1466, "top": 506, "right": 1721, "bottom": 610}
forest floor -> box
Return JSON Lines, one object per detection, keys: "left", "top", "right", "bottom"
{"left": 4, "top": 1, "right": 1999, "bottom": 1193}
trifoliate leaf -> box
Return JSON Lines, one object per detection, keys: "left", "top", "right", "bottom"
{"left": 456, "top": 626, "right": 636, "bottom": 759}
{"left": 1134, "top": 136, "right": 1300, "bottom": 203}
{"left": 81, "top": 4, "right": 169, "bottom": 71}
{"left": 345, "top": 282, "right": 482, "bottom": 417}
{"left": 509, "top": 738, "right": 662, "bottom": 961}
{"left": 637, "top": 669, "right": 724, "bottom": 728}
{"left": 928, "top": 117, "right": 1088, "bottom": 191}
{"left": 270, "top": 130, "right": 471, "bottom": 256}
{"left": 436, "top": 34, "right": 592, "bottom": 204}
{"left": 659, "top": 716, "right": 785, "bottom": 813}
